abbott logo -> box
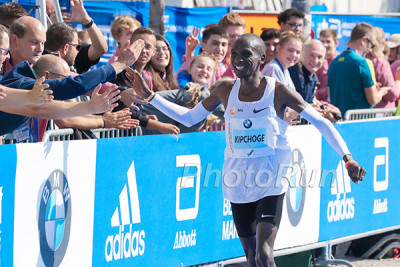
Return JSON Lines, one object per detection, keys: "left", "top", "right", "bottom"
{"left": 105, "top": 161, "right": 145, "bottom": 262}
{"left": 176, "top": 155, "right": 201, "bottom": 221}
{"left": 327, "top": 161, "right": 355, "bottom": 222}
{"left": 374, "top": 137, "right": 389, "bottom": 192}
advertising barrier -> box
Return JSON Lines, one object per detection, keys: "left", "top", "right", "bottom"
{"left": 1, "top": 119, "right": 400, "bottom": 266}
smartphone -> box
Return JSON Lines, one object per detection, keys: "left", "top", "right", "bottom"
{"left": 58, "top": 0, "right": 71, "bottom": 13}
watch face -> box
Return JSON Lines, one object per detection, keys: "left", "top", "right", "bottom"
{"left": 286, "top": 148, "right": 307, "bottom": 226}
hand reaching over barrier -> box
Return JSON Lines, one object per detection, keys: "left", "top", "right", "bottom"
{"left": 29, "top": 77, "right": 54, "bottom": 105}
{"left": 103, "top": 108, "right": 139, "bottom": 129}
{"left": 124, "top": 67, "right": 153, "bottom": 99}
{"left": 0, "top": 77, "right": 53, "bottom": 106}
{"left": 88, "top": 84, "right": 120, "bottom": 114}
{"left": 111, "top": 40, "right": 145, "bottom": 74}
{"left": 119, "top": 88, "right": 148, "bottom": 111}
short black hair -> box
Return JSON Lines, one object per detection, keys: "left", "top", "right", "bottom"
{"left": 277, "top": 8, "right": 305, "bottom": 24}
{"left": 202, "top": 25, "right": 228, "bottom": 43}
{"left": 260, "top": 28, "right": 281, "bottom": 41}
{"left": 0, "top": 3, "right": 27, "bottom": 27}
{"left": 45, "top": 23, "right": 77, "bottom": 52}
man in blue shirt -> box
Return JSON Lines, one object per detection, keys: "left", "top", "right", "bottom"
{"left": 289, "top": 39, "right": 325, "bottom": 103}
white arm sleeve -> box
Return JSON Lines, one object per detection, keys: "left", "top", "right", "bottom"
{"left": 150, "top": 94, "right": 212, "bottom": 127}
{"left": 300, "top": 105, "right": 350, "bottom": 158}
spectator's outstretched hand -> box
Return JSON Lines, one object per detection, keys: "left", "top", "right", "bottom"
{"left": 29, "top": 77, "right": 53, "bottom": 105}
{"left": 124, "top": 67, "right": 153, "bottom": 99}
{"left": 346, "top": 161, "right": 366, "bottom": 184}
{"left": 103, "top": 108, "right": 139, "bottom": 129}
{"left": 68, "top": 0, "right": 91, "bottom": 25}
{"left": 120, "top": 88, "right": 147, "bottom": 111}
{"left": 89, "top": 84, "right": 120, "bottom": 113}
{"left": 158, "top": 122, "right": 180, "bottom": 135}
{"left": 49, "top": 6, "right": 70, "bottom": 23}
{"left": 117, "top": 40, "right": 145, "bottom": 69}
{"left": 185, "top": 27, "right": 200, "bottom": 58}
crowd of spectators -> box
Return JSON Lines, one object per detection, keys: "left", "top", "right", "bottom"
{"left": 0, "top": 1, "right": 398, "bottom": 144}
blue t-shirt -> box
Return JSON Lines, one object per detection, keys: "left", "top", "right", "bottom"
{"left": 289, "top": 64, "right": 319, "bottom": 103}
{"left": 328, "top": 50, "right": 374, "bottom": 115}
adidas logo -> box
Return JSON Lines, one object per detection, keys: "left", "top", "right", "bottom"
{"left": 327, "top": 161, "right": 355, "bottom": 222}
{"left": 105, "top": 161, "right": 145, "bottom": 262}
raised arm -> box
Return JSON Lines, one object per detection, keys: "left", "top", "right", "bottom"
{"left": 125, "top": 67, "right": 224, "bottom": 127}
{"left": 275, "top": 82, "right": 366, "bottom": 183}
{"left": 68, "top": 0, "right": 108, "bottom": 60}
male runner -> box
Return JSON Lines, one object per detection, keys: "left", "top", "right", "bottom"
{"left": 128, "top": 33, "right": 366, "bottom": 267}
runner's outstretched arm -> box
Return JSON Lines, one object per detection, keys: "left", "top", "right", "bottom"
{"left": 125, "top": 68, "right": 222, "bottom": 127}
{"left": 275, "top": 82, "right": 366, "bottom": 184}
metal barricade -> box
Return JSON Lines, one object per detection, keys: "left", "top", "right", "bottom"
{"left": 1, "top": 133, "right": 31, "bottom": 145}
{"left": 344, "top": 108, "right": 396, "bottom": 121}
{"left": 42, "top": 128, "right": 74, "bottom": 142}
{"left": 92, "top": 127, "right": 142, "bottom": 139}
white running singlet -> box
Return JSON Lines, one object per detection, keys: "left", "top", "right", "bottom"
{"left": 222, "top": 77, "right": 291, "bottom": 203}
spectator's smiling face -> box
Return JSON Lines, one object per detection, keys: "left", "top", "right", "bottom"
{"left": 302, "top": 43, "right": 326, "bottom": 74}
{"left": 276, "top": 39, "right": 302, "bottom": 69}
{"left": 151, "top": 40, "right": 170, "bottom": 71}
{"left": 201, "top": 34, "right": 228, "bottom": 63}
{"left": 264, "top": 38, "right": 279, "bottom": 63}
{"left": 281, "top": 16, "right": 304, "bottom": 36}
{"left": 189, "top": 56, "right": 215, "bottom": 86}
{"left": 320, "top": 35, "right": 338, "bottom": 59}
{"left": 132, "top": 33, "right": 156, "bottom": 66}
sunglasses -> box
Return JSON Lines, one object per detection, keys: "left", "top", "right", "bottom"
{"left": 287, "top": 22, "right": 304, "bottom": 29}
{"left": 366, "top": 38, "right": 375, "bottom": 49}
{"left": 68, "top": 43, "right": 82, "bottom": 51}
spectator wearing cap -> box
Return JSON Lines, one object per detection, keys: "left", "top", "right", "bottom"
{"left": 386, "top": 33, "right": 400, "bottom": 64}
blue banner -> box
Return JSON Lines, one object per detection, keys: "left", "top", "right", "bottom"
{"left": 319, "top": 119, "right": 400, "bottom": 241}
{"left": 312, "top": 14, "right": 400, "bottom": 53}
{"left": 0, "top": 145, "right": 17, "bottom": 266}
{"left": 92, "top": 132, "right": 243, "bottom": 266}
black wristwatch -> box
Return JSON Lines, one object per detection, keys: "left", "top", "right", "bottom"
{"left": 83, "top": 19, "right": 94, "bottom": 29}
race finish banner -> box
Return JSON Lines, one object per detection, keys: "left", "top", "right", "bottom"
{"left": 1, "top": 119, "right": 400, "bottom": 265}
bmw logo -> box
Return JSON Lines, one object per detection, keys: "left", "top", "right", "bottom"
{"left": 38, "top": 170, "right": 71, "bottom": 266}
{"left": 243, "top": 119, "right": 252, "bottom": 128}
{"left": 286, "top": 149, "right": 306, "bottom": 226}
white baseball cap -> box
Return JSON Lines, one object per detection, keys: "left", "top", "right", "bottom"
{"left": 386, "top": 34, "right": 400, "bottom": 48}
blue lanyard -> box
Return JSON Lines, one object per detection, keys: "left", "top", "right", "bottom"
{"left": 274, "top": 58, "right": 285, "bottom": 73}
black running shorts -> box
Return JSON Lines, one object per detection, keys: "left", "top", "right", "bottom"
{"left": 230, "top": 193, "right": 285, "bottom": 237}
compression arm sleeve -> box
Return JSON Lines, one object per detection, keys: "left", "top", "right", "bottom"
{"left": 150, "top": 94, "right": 212, "bottom": 127}
{"left": 300, "top": 105, "right": 350, "bottom": 157}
